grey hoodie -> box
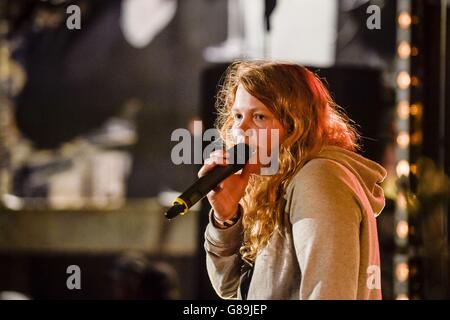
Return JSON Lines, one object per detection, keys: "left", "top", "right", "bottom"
{"left": 204, "top": 145, "right": 387, "bottom": 300}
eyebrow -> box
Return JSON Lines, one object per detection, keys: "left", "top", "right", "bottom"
{"left": 231, "top": 107, "right": 265, "bottom": 112}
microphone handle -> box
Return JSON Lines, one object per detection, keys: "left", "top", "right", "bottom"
{"left": 178, "top": 162, "right": 246, "bottom": 209}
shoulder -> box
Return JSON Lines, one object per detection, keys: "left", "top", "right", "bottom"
{"left": 287, "top": 158, "right": 356, "bottom": 194}
{"left": 285, "top": 158, "right": 362, "bottom": 224}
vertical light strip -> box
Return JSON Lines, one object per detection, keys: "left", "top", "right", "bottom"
{"left": 394, "top": 0, "right": 411, "bottom": 300}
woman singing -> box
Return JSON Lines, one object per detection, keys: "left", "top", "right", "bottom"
{"left": 199, "top": 60, "right": 386, "bottom": 300}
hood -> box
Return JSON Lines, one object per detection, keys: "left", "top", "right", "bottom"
{"left": 316, "top": 145, "right": 387, "bottom": 216}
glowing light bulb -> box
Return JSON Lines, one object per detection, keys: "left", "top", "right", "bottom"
{"left": 396, "top": 262, "right": 409, "bottom": 282}
{"left": 396, "top": 160, "right": 410, "bottom": 177}
{"left": 397, "top": 132, "right": 410, "bottom": 149}
{"left": 398, "top": 41, "right": 411, "bottom": 59}
{"left": 397, "top": 71, "right": 411, "bottom": 89}
{"left": 396, "top": 220, "right": 409, "bottom": 239}
{"left": 397, "top": 101, "right": 410, "bottom": 120}
{"left": 398, "top": 12, "right": 411, "bottom": 29}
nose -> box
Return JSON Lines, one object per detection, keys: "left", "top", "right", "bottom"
{"left": 234, "top": 115, "right": 256, "bottom": 145}
{"left": 236, "top": 114, "right": 252, "bottom": 132}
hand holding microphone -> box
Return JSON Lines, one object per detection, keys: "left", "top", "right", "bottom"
{"left": 164, "top": 143, "right": 253, "bottom": 220}
{"left": 198, "top": 146, "right": 253, "bottom": 221}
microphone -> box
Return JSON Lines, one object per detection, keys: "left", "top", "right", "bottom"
{"left": 164, "top": 143, "right": 252, "bottom": 220}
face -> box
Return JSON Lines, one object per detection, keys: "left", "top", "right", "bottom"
{"left": 230, "top": 84, "right": 286, "bottom": 173}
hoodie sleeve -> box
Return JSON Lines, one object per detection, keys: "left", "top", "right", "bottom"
{"left": 286, "top": 158, "right": 363, "bottom": 300}
{"left": 204, "top": 207, "right": 244, "bottom": 299}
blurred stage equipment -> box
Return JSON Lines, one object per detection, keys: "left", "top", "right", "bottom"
{"left": 7, "top": 102, "right": 138, "bottom": 210}
{"left": 264, "top": 0, "right": 277, "bottom": 32}
{"left": 393, "top": 0, "right": 450, "bottom": 300}
{"left": 204, "top": 0, "right": 337, "bottom": 66}
{"left": 120, "top": 0, "right": 177, "bottom": 48}
{"left": 0, "top": 1, "right": 28, "bottom": 204}
{"left": 0, "top": 0, "right": 142, "bottom": 209}
{"left": 203, "top": 0, "right": 266, "bottom": 61}
{"left": 336, "top": 0, "right": 397, "bottom": 68}
{"left": 269, "top": 0, "right": 337, "bottom": 66}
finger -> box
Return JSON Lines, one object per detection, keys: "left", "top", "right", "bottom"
{"left": 206, "top": 153, "right": 230, "bottom": 166}
{"left": 207, "top": 151, "right": 229, "bottom": 165}
{"left": 198, "top": 163, "right": 211, "bottom": 178}
{"left": 210, "top": 154, "right": 230, "bottom": 165}
{"left": 209, "top": 149, "right": 229, "bottom": 158}
{"left": 212, "top": 184, "right": 222, "bottom": 192}
{"left": 207, "top": 184, "right": 222, "bottom": 197}
{"left": 197, "top": 159, "right": 227, "bottom": 178}
{"left": 205, "top": 156, "right": 228, "bottom": 165}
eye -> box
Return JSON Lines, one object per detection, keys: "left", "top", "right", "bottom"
{"left": 233, "top": 113, "right": 242, "bottom": 120}
{"left": 254, "top": 113, "right": 266, "bottom": 121}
